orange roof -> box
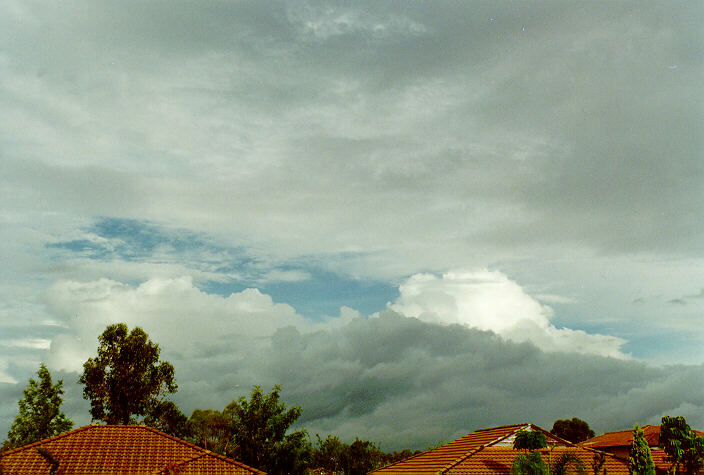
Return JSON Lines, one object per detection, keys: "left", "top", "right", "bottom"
{"left": 371, "top": 423, "right": 629, "bottom": 474}
{"left": 450, "top": 446, "right": 629, "bottom": 474}
{"left": 581, "top": 425, "right": 704, "bottom": 449}
{"left": 0, "top": 424, "right": 264, "bottom": 475}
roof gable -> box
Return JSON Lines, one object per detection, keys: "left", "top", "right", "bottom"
{"left": 371, "top": 424, "right": 628, "bottom": 474}
{"left": 581, "top": 425, "right": 704, "bottom": 449}
{"left": 0, "top": 424, "right": 264, "bottom": 474}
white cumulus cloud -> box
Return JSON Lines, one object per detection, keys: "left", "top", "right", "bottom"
{"left": 390, "top": 270, "right": 627, "bottom": 358}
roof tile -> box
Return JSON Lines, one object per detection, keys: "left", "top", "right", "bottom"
{"left": 0, "top": 425, "right": 264, "bottom": 475}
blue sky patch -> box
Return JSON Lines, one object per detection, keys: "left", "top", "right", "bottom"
{"left": 47, "top": 217, "right": 398, "bottom": 319}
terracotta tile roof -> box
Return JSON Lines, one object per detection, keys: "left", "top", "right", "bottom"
{"left": 371, "top": 424, "right": 530, "bottom": 474}
{"left": 0, "top": 424, "right": 264, "bottom": 475}
{"left": 450, "top": 446, "right": 628, "bottom": 474}
{"left": 581, "top": 425, "right": 704, "bottom": 449}
{"left": 580, "top": 426, "right": 704, "bottom": 474}
{"left": 371, "top": 423, "right": 629, "bottom": 474}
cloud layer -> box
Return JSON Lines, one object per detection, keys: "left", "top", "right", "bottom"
{"left": 0, "top": 275, "right": 698, "bottom": 450}
{"left": 1, "top": 0, "right": 702, "bottom": 450}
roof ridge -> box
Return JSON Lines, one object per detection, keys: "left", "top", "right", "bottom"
{"left": 155, "top": 448, "right": 266, "bottom": 474}
{"left": 472, "top": 423, "right": 530, "bottom": 432}
{"left": 0, "top": 424, "right": 94, "bottom": 455}
{"left": 371, "top": 424, "right": 526, "bottom": 472}
{"left": 442, "top": 423, "right": 531, "bottom": 473}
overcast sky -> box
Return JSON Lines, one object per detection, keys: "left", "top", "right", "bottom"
{"left": 1, "top": 0, "right": 703, "bottom": 449}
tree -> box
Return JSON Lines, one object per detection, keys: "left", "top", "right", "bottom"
{"left": 628, "top": 424, "right": 655, "bottom": 475}
{"left": 512, "top": 451, "right": 548, "bottom": 475}
{"left": 514, "top": 430, "right": 548, "bottom": 453}
{"left": 660, "top": 415, "right": 704, "bottom": 475}
{"left": 78, "top": 323, "right": 177, "bottom": 425}
{"left": 346, "top": 438, "right": 385, "bottom": 475}
{"left": 225, "top": 385, "right": 309, "bottom": 474}
{"left": 551, "top": 418, "right": 596, "bottom": 444}
{"left": 143, "top": 400, "right": 189, "bottom": 438}
{"left": 5, "top": 364, "right": 73, "bottom": 448}
{"left": 591, "top": 451, "right": 606, "bottom": 475}
{"left": 551, "top": 452, "right": 586, "bottom": 475}
{"left": 188, "top": 409, "right": 235, "bottom": 456}
{"left": 513, "top": 430, "right": 548, "bottom": 475}
{"left": 311, "top": 434, "right": 347, "bottom": 473}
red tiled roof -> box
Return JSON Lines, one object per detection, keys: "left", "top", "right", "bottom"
{"left": 450, "top": 446, "right": 629, "bottom": 474}
{"left": 0, "top": 424, "right": 264, "bottom": 475}
{"left": 581, "top": 425, "right": 704, "bottom": 449}
{"left": 371, "top": 423, "right": 629, "bottom": 474}
{"left": 581, "top": 426, "right": 704, "bottom": 474}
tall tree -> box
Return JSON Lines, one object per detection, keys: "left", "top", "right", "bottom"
{"left": 78, "top": 323, "right": 177, "bottom": 425}
{"left": 188, "top": 408, "right": 235, "bottom": 456}
{"left": 660, "top": 415, "right": 704, "bottom": 475}
{"left": 225, "top": 385, "right": 309, "bottom": 474}
{"left": 346, "top": 438, "right": 385, "bottom": 475}
{"left": 311, "top": 434, "right": 347, "bottom": 473}
{"left": 551, "top": 418, "right": 596, "bottom": 444}
{"left": 628, "top": 424, "right": 655, "bottom": 475}
{"left": 5, "top": 364, "right": 73, "bottom": 448}
{"left": 143, "top": 400, "right": 189, "bottom": 438}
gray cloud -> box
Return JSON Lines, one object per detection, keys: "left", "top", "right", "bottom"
{"left": 2, "top": 1, "right": 701, "bottom": 260}
{"left": 1, "top": 0, "right": 703, "bottom": 450}
{"left": 6, "top": 311, "right": 701, "bottom": 451}
{"left": 3, "top": 277, "right": 702, "bottom": 451}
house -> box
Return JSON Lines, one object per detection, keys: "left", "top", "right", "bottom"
{"left": 370, "top": 423, "right": 629, "bottom": 474}
{"left": 581, "top": 425, "right": 704, "bottom": 474}
{"left": 0, "top": 424, "right": 265, "bottom": 474}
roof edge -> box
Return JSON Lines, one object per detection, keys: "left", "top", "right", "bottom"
{"left": 0, "top": 424, "right": 95, "bottom": 456}
{"left": 442, "top": 423, "right": 534, "bottom": 472}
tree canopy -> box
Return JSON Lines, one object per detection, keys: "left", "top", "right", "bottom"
{"left": 225, "top": 385, "right": 310, "bottom": 474}
{"left": 78, "top": 323, "right": 178, "bottom": 425}
{"left": 660, "top": 415, "right": 704, "bottom": 475}
{"left": 5, "top": 364, "right": 73, "bottom": 449}
{"left": 512, "top": 430, "right": 548, "bottom": 475}
{"left": 188, "top": 408, "right": 235, "bottom": 457}
{"left": 550, "top": 417, "right": 595, "bottom": 444}
{"left": 514, "top": 430, "right": 548, "bottom": 453}
{"left": 629, "top": 424, "right": 655, "bottom": 475}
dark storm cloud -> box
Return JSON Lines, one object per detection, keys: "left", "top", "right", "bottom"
{"left": 168, "top": 312, "right": 704, "bottom": 450}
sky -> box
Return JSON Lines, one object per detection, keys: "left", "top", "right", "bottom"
{"left": 1, "top": 0, "right": 703, "bottom": 450}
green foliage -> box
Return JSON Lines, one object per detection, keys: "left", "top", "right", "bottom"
{"left": 188, "top": 408, "right": 235, "bottom": 456}
{"left": 551, "top": 452, "right": 586, "bottom": 475}
{"left": 225, "top": 385, "right": 309, "bottom": 474}
{"left": 312, "top": 434, "right": 347, "bottom": 472}
{"left": 310, "top": 434, "right": 419, "bottom": 474}
{"left": 78, "top": 323, "right": 177, "bottom": 425}
{"left": 513, "top": 430, "right": 548, "bottom": 475}
{"left": 5, "top": 364, "right": 73, "bottom": 448}
{"left": 660, "top": 415, "right": 704, "bottom": 475}
{"left": 591, "top": 451, "right": 606, "bottom": 475}
{"left": 143, "top": 400, "right": 189, "bottom": 438}
{"left": 513, "top": 451, "right": 548, "bottom": 475}
{"left": 628, "top": 424, "right": 655, "bottom": 475}
{"left": 347, "top": 438, "right": 385, "bottom": 474}
{"left": 551, "top": 418, "right": 596, "bottom": 444}
{"left": 514, "top": 430, "right": 548, "bottom": 452}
